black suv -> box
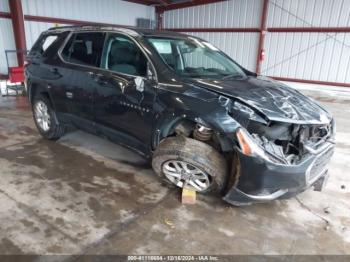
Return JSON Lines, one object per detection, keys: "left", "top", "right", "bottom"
{"left": 25, "top": 26, "right": 335, "bottom": 206}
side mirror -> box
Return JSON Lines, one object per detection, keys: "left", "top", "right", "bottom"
{"left": 134, "top": 77, "right": 144, "bottom": 92}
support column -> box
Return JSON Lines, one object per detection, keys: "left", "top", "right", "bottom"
{"left": 155, "top": 7, "right": 163, "bottom": 30}
{"left": 256, "top": 0, "right": 269, "bottom": 75}
{"left": 9, "top": 0, "right": 26, "bottom": 66}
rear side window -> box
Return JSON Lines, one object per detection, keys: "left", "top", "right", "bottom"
{"left": 61, "top": 32, "right": 105, "bottom": 67}
{"left": 42, "top": 36, "right": 58, "bottom": 51}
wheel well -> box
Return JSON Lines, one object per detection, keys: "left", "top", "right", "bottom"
{"left": 164, "top": 119, "right": 227, "bottom": 153}
{"left": 163, "top": 118, "right": 236, "bottom": 155}
{"left": 172, "top": 119, "right": 197, "bottom": 137}
{"left": 39, "top": 91, "right": 50, "bottom": 101}
{"left": 156, "top": 120, "right": 239, "bottom": 191}
{"left": 30, "top": 85, "right": 51, "bottom": 105}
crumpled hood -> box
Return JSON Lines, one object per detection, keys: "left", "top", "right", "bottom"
{"left": 187, "top": 76, "right": 332, "bottom": 124}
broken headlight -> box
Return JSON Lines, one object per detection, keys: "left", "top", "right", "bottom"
{"left": 236, "top": 128, "right": 286, "bottom": 164}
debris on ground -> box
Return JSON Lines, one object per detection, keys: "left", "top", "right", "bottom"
{"left": 164, "top": 218, "right": 175, "bottom": 229}
{"left": 296, "top": 197, "right": 331, "bottom": 229}
{"left": 341, "top": 185, "right": 346, "bottom": 190}
{"left": 323, "top": 207, "right": 330, "bottom": 214}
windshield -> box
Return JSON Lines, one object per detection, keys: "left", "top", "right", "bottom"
{"left": 147, "top": 36, "right": 246, "bottom": 79}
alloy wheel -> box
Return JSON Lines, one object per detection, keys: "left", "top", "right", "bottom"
{"left": 34, "top": 101, "right": 51, "bottom": 132}
{"left": 162, "top": 160, "right": 211, "bottom": 191}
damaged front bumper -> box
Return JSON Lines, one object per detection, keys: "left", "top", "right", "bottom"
{"left": 223, "top": 142, "right": 334, "bottom": 206}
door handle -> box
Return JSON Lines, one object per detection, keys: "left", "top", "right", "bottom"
{"left": 93, "top": 73, "right": 109, "bottom": 86}
{"left": 87, "top": 71, "right": 96, "bottom": 78}
{"left": 66, "top": 91, "right": 73, "bottom": 99}
{"left": 96, "top": 79, "right": 109, "bottom": 86}
{"left": 50, "top": 67, "right": 59, "bottom": 74}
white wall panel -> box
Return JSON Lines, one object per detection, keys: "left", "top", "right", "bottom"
{"left": 0, "top": 0, "right": 9, "bottom": 12}
{"left": 21, "top": 0, "right": 155, "bottom": 26}
{"left": 0, "top": 18, "right": 16, "bottom": 74}
{"left": 20, "top": 0, "right": 155, "bottom": 55}
{"left": 21, "top": 0, "right": 155, "bottom": 52}
{"left": 186, "top": 32, "right": 259, "bottom": 71}
{"left": 267, "top": 0, "right": 350, "bottom": 27}
{"left": 0, "top": 0, "right": 154, "bottom": 74}
{"left": 164, "top": 0, "right": 262, "bottom": 28}
{"left": 263, "top": 0, "right": 350, "bottom": 83}
{"left": 262, "top": 32, "right": 350, "bottom": 83}
{"left": 24, "top": 21, "right": 70, "bottom": 50}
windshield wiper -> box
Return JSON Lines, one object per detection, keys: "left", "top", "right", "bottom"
{"left": 222, "top": 73, "right": 245, "bottom": 80}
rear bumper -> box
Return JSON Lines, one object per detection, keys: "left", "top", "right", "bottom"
{"left": 223, "top": 144, "right": 334, "bottom": 206}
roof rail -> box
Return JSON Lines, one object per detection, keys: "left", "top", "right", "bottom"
{"left": 47, "top": 25, "right": 95, "bottom": 31}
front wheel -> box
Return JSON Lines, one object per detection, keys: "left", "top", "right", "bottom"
{"left": 152, "top": 136, "right": 228, "bottom": 193}
{"left": 32, "top": 94, "right": 65, "bottom": 140}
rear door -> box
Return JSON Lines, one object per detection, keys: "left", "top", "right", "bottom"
{"left": 26, "top": 31, "right": 68, "bottom": 104}
{"left": 55, "top": 31, "right": 105, "bottom": 132}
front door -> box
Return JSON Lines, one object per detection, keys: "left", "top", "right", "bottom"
{"left": 93, "top": 33, "right": 157, "bottom": 154}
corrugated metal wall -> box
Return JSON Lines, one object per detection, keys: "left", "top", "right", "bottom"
{"left": 0, "top": 18, "right": 16, "bottom": 74}
{"left": 0, "top": 0, "right": 9, "bottom": 12}
{"left": 162, "top": 0, "right": 350, "bottom": 85}
{"left": 0, "top": 0, "right": 154, "bottom": 74}
{"left": 164, "top": 0, "right": 262, "bottom": 28}
{"left": 23, "top": 21, "right": 69, "bottom": 50}
{"left": 267, "top": 0, "right": 350, "bottom": 28}
{"left": 0, "top": 0, "right": 14, "bottom": 74}
{"left": 2, "top": 0, "right": 349, "bottom": 84}
{"left": 262, "top": 32, "right": 350, "bottom": 83}
{"left": 21, "top": 0, "right": 155, "bottom": 27}
{"left": 163, "top": 0, "right": 262, "bottom": 71}
{"left": 262, "top": 0, "right": 350, "bottom": 83}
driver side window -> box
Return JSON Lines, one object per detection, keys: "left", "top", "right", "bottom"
{"left": 101, "top": 33, "right": 147, "bottom": 77}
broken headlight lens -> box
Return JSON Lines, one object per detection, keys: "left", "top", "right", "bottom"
{"left": 236, "top": 128, "right": 285, "bottom": 164}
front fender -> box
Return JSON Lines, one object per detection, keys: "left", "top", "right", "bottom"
{"left": 152, "top": 89, "right": 241, "bottom": 149}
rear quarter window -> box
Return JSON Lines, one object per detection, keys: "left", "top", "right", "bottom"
{"left": 30, "top": 33, "right": 61, "bottom": 57}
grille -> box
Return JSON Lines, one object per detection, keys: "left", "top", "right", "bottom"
{"left": 308, "top": 148, "right": 334, "bottom": 182}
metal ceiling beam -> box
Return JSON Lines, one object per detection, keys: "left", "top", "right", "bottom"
{"left": 24, "top": 15, "right": 134, "bottom": 28}
{"left": 156, "top": 0, "right": 226, "bottom": 12}
{"left": 270, "top": 77, "right": 350, "bottom": 88}
{"left": 166, "top": 28, "right": 260, "bottom": 33}
{"left": 0, "top": 11, "right": 11, "bottom": 18}
{"left": 122, "top": 0, "right": 162, "bottom": 6}
{"left": 268, "top": 27, "right": 350, "bottom": 33}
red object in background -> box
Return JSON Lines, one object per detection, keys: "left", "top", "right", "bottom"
{"left": 260, "top": 49, "right": 265, "bottom": 61}
{"left": 8, "top": 66, "right": 24, "bottom": 83}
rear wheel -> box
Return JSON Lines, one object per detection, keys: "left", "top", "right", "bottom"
{"left": 152, "top": 136, "right": 228, "bottom": 193}
{"left": 32, "top": 94, "right": 65, "bottom": 140}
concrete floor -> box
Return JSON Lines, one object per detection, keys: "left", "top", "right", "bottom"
{"left": 0, "top": 88, "right": 349, "bottom": 256}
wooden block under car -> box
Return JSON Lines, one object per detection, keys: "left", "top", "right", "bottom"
{"left": 181, "top": 187, "right": 196, "bottom": 204}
